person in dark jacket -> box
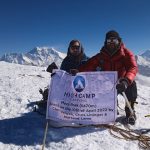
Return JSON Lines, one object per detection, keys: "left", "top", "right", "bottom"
{"left": 79, "top": 30, "right": 138, "bottom": 125}
{"left": 48, "top": 40, "right": 89, "bottom": 127}
{"left": 60, "top": 39, "right": 89, "bottom": 73}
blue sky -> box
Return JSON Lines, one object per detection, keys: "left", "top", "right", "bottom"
{"left": 0, "top": 0, "right": 150, "bottom": 57}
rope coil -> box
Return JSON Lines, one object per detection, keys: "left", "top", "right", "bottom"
{"left": 100, "top": 124, "right": 150, "bottom": 150}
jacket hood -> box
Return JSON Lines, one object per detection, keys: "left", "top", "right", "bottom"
{"left": 67, "top": 39, "right": 84, "bottom": 56}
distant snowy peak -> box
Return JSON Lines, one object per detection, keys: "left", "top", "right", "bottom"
{"left": 0, "top": 47, "right": 66, "bottom": 67}
{"left": 28, "top": 47, "right": 66, "bottom": 58}
{"left": 0, "top": 53, "right": 27, "bottom": 65}
{"left": 136, "top": 50, "right": 150, "bottom": 76}
{"left": 26, "top": 47, "right": 66, "bottom": 67}
{"left": 136, "top": 49, "right": 150, "bottom": 67}
{"left": 136, "top": 55, "right": 150, "bottom": 66}
{"left": 140, "top": 49, "right": 150, "bottom": 61}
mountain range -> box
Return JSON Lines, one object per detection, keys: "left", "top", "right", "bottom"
{"left": 0, "top": 47, "right": 66, "bottom": 68}
{"left": 0, "top": 47, "right": 150, "bottom": 76}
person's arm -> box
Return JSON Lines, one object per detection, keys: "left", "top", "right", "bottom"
{"left": 60, "top": 60, "right": 65, "bottom": 70}
{"left": 79, "top": 53, "right": 100, "bottom": 72}
{"left": 124, "top": 49, "right": 138, "bottom": 84}
{"left": 60, "top": 58, "right": 69, "bottom": 72}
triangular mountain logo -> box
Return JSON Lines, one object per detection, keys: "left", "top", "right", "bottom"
{"left": 73, "top": 76, "right": 85, "bottom": 92}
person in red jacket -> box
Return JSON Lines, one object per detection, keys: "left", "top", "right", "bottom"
{"left": 79, "top": 30, "right": 138, "bottom": 125}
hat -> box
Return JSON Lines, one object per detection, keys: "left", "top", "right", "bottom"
{"left": 105, "top": 30, "right": 120, "bottom": 39}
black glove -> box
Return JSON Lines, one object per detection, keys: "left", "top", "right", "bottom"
{"left": 70, "top": 69, "right": 79, "bottom": 76}
{"left": 116, "top": 79, "right": 128, "bottom": 93}
{"left": 51, "top": 72, "right": 56, "bottom": 77}
{"left": 46, "top": 62, "right": 58, "bottom": 73}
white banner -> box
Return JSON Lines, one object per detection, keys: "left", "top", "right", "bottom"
{"left": 47, "top": 70, "right": 117, "bottom": 125}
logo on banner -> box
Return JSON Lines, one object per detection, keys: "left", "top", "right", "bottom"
{"left": 73, "top": 76, "right": 85, "bottom": 92}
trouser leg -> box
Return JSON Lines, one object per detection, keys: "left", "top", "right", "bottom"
{"left": 124, "top": 81, "right": 137, "bottom": 124}
{"left": 124, "top": 80, "right": 137, "bottom": 115}
{"left": 125, "top": 101, "right": 135, "bottom": 118}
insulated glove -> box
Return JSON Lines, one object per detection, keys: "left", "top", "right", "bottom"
{"left": 51, "top": 72, "right": 56, "bottom": 77}
{"left": 116, "top": 79, "right": 128, "bottom": 93}
{"left": 46, "top": 62, "right": 58, "bottom": 73}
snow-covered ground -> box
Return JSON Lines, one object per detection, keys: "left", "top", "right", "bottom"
{"left": 0, "top": 61, "right": 150, "bottom": 150}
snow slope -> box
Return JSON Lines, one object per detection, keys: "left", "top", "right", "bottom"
{"left": 0, "top": 61, "right": 150, "bottom": 150}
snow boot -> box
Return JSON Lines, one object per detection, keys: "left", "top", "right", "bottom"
{"left": 125, "top": 102, "right": 136, "bottom": 125}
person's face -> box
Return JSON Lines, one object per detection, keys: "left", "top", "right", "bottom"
{"left": 106, "top": 37, "right": 119, "bottom": 50}
{"left": 70, "top": 41, "right": 81, "bottom": 56}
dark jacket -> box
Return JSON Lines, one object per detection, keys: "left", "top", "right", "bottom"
{"left": 61, "top": 53, "right": 89, "bottom": 73}
{"left": 60, "top": 40, "right": 89, "bottom": 73}
{"left": 79, "top": 44, "right": 138, "bottom": 84}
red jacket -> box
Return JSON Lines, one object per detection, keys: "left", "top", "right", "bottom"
{"left": 79, "top": 44, "right": 138, "bottom": 84}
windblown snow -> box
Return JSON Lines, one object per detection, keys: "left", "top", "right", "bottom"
{"left": 0, "top": 61, "right": 150, "bottom": 150}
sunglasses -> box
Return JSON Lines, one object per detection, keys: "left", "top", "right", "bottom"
{"left": 106, "top": 38, "right": 119, "bottom": 44}
{"left": 71, "top": 45, "right": 80, "bottom": 50}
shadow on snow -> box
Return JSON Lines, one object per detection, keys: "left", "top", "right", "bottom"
{"left": 0, "top": 110, "right": 106, "bottom": 146}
